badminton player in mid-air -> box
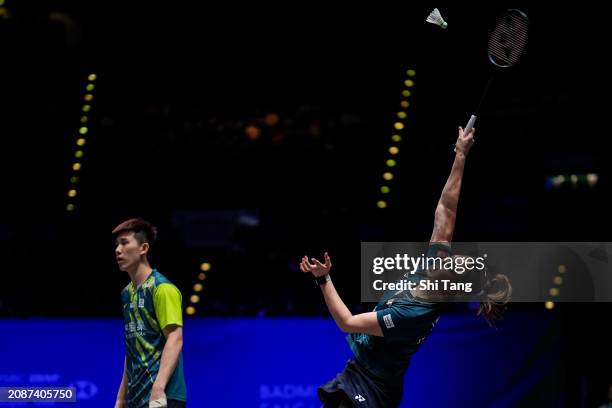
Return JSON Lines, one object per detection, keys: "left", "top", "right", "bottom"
{"left": 300, "top": 126, "right": 512, "bottom": 408}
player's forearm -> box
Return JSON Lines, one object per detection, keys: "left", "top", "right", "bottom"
{"left": 115, "top": 358, "right": 128, "bottom": 406}
{"left": 320, "top": 278, "right": 353, "bottom": 332}
{"left": 438, "top": 151, "right": 467, "bottom": 214}
{"left": 153, "top": 334, "right": 182, "bottom": 391}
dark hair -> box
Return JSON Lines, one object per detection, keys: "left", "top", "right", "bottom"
{"left": 112, "top": 218, "right": 157, "bottom": 246}
{"left": 477, "top": 274, "right": 512, "bottom": 328}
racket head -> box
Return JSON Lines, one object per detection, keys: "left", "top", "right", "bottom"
{"left": 487, "top": 9, "right": 529, "bottom": 68}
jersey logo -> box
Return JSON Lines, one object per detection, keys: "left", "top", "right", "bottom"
{"left": 136, "top": 320, "right": 145, "bottom": 334}
{"left": 355, "top": 394, "right": 366, "bottom": 402}
{"left": 383, "top": 313, "right": 395, "bottom": 329}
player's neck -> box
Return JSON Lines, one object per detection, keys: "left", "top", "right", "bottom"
{"left": 128, "top": 262, "right": 153, "bottom": 288}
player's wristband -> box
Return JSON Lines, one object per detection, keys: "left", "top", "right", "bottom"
{"left": 315, "top": 274, "right": 330, "bottom": 286}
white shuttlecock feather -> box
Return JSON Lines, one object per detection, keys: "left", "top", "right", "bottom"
{"left": 426, "top": 8, "right": 448, "bottom": 29}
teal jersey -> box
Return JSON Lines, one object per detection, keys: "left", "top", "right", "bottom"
{"left": 348, "top": 244, "right": 451, "bottom": 385}
{"left": 121, "top": 269, "right": 187, "bottom": 408}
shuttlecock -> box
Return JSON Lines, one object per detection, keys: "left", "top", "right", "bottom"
{"left": 426, "top": 8, "right": 448, "bottom": 29}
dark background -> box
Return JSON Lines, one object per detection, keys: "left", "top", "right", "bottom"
{"left": 0, "top": 2, "right": 610, "bottom": 406}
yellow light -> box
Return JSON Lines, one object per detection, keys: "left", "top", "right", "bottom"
{"left": 190, "top": 295, "right": 200, "bottom": 304}
{"left": 383, "top": 172, "right": 394, "bottom": 181}
{"left": 558, "top": 265, "right": 566, "bottom": 274}
{"left": 377, "top": 200, "right": 387, "bottom": 209}
{"left": 200, "top": 262, "right": 211, "bottom": 271}
{"left": 72, "top": 162, "right": 82, "bottom": 171}
{"left": 66, "top": 203, "right": 75, "bottom": 212}
{"left": 198, "top": 273, "right": 207, "bottom": 281}
{"left": 587, "top": 173, "right": 598, "bottom": 186}
{"left": 70, "top": 176, "right": 79, "bottom": 183}
{"left": 86, "top": 84, "right": 95, "bottom": 91}
{"left": 394, "top": 122, "right": 404, "bottom": 130}
{"left": 400, "top": 101, "right": 409, "bottom": 108}
{"left": 84, "top": 94, "right": 94, "bottom": 102}
{"left": 88, "top": 74, "right": 97, "bottom": 81}
{"left": 392, "top": 135, "right": 402, "bottom": 142}
{"left": 186, "top": 306, "right": 196, "bottom": 315}
{"left": 402, "top": 90, "right": 411, "bottom": 97}
{"left": 553, "top": 276, "right": 563, "bottom": 285}
{"left": 397, "top": 112, "right": 407, "bottom": 119}
{"left": 386, "top": 159, "right": 396, "bottom": 167}
{"left": 406, "top": 69, "right": 416, "bottom": 77}
{"left": 570, "top": 174, "right": 578, "bottom": 184}
{"left": 389, "top": 147, "right": 399, "bottom": 155}
{"left": 381, "top": 186, "right": 390, "bottom": 194}
{"left": 404, "top": 79, "right": 414, "bottom": 88}
{"left": 68, "top": 189, "right": 77, "bottom": 198}
{"left": 545, "top": 301, "right": 555, "bottom": 310}
{"left": 194, "top": 283, "right": 203, "bottom": 292}
{"left": 80, "top": 116, "right": 89, "bottom": 123}
{"left": 76, "top": 138, "right": 86, "bottom": 146}
{"left": 79, "top": 127, "right": 88, "bottom": 135}
{"left": 82, "top": 105, "right": 91, "bottom": 112}
{"left": 549, "top": 288, "right": 559, "bottom": 297}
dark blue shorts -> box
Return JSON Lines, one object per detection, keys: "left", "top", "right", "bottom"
{"left": 318, "top": 359, "right": 403, "bottom": 408}
{"left": 168, "top": 399, "right": 186, "bottom": 408}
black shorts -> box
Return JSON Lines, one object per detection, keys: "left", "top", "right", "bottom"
{"left": 318, "top": 359, "right": 403, "bottom": 408}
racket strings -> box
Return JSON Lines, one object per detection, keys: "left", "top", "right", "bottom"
{"left": 488, "top": 12, "right": 529, "bottom": 67}
{"left": 461, "top": 9, "right": 529, "bottom": 138}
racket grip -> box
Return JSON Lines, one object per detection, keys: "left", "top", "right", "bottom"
{"left": 464, "top": 114, "right": 477, "bottom": 135}
{"left": 455, "top": 115, "right": 477, "bottom": 152}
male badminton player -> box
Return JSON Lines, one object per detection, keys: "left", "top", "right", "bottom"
{"left": 300, "top": 127, "right": 512, "bottom": 408}
{"left": 113, "top": 218, "right": 187, "bottom": 408}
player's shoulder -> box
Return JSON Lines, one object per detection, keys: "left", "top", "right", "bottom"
{"left": 151, "top": 271, "right": 181, "bottom": 295}
{"left": 428, "top": 242, "right": 453, "bottom": 257}
{"left": 391, "top": 294, "right": 442, "bottom": 312}
{"left": 121, "top": 283, "right": 132, "bottom": 295}
{"left": 151, "top": 269, "right": 174, "bottom": 286}
{"left": 120, "top": 284, "right": 132, "bottom": 305}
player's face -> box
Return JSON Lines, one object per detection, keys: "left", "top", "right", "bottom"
{"left": 115, "top": 232, "right": 145, "bottom": 272}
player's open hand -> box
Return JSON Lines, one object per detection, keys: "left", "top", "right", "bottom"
{"left": 300, "top": 252, "right": 332, "bottom": 277}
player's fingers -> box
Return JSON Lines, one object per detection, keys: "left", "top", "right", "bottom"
{"left": 313, "top": 259, "right": 326, "bottom": 269}
{"left": 324, "top": 252, "right": 332, "bottom": 267}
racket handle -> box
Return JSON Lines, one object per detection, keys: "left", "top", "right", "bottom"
{"left": 464, "top": 114, "right": 477, "bottom": 135}
{"left": 454, "top": 115, "right": 477, "bottom": 152}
